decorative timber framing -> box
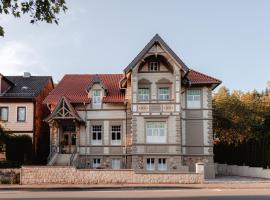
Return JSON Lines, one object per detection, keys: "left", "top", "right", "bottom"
{"left": 44, "top": 96, "right": 84, "bottom": 123}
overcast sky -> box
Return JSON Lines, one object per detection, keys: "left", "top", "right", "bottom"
{"left": 1, "top": 0, "right": 270, "bottom": 91}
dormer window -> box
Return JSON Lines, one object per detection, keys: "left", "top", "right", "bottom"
{"left": 92, "top": 90, "right": 102, "bottom": 109}
{"left": 149, "top": 62, "right": 159, "bottom": 72}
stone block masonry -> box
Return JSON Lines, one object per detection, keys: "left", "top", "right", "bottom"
{"left": 20, "top": 166, "right": 203, "bottom": 185}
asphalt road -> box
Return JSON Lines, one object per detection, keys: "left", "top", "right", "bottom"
{"left": 1, "top": 189, "right": 270, "bottom": 200}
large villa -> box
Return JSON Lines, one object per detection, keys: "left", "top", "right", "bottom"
{"left": 43, "top": 34, "right": 221, "bottom": 178}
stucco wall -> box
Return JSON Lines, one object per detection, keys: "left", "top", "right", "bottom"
{"left": 20, "top": 166, "right": 203, "bottom": 185}
{"left": 0, "top": 102, "right": 34, "bottom": 132}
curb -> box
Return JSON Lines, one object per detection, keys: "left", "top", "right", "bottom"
{"left": 0, "top": 185, "right": 203, "bottom": 191}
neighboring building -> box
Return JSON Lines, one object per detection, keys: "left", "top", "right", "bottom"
{"left": 0, "top": 72, "right": 54, "bottom": 158}
{"left": 44, "top": 34, "right": 221, "bottom": 178}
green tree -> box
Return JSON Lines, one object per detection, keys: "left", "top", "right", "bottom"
{"left": 0, "top": 0, "right": 67, "bottom": 36}
{"left": 213, "top": 87, "right": 270, "bottom": 145}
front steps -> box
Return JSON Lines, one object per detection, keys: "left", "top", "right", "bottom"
{"left": 48, "top": 153, "right": 72, "bottom": 166}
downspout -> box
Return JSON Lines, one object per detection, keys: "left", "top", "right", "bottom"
{"left": 83, "top": 101, "right": 87, "bottom": 168}
{"left": 125, "top": 100, "right": 128, "bottom": 169}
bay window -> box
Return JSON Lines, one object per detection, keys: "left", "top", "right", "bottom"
{"left": 187, "top": 90, "right": 201, "bottom": 108}
{"left": 146, "top": 122, "right": 166, "bottom": 144}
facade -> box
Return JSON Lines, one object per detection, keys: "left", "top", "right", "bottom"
{"left": 44, "top": 34, "right": 221, "bottom": 177}
{"left": 0, "top": 73, "right": 54, "bottom": 158}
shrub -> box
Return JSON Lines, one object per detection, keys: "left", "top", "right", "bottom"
{"left": 5, "top": 135, "right": 32, "bottom": 165}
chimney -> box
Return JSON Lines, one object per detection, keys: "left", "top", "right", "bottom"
{"left": 23, "top": 72, "right": 31, "bottom": 78}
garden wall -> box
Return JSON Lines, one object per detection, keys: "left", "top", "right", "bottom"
{"left": 21, "top": 166, "right": 203, "bottom": 185}
{"left": 216, "top": 163, "right": 270, "bottom": 179}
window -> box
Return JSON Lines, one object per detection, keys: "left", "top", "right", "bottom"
{"left": 149, "top": 62, "right": 159, "bottom": 72}
{"left": 111, "top": 159, "right": 121, "bottom": 169}
{"left": 187, "top": 90, "right": 201, "bottom": 108}
{"left": 17, "top": 107, "right": 26, "bottom": 122}
{"left": 111, "top": 125, "right": 121, "bottom": 145}
{"left": 159, "top": 87, "right": 169, "bottom": 100}
{"left": 71, "top": 134, "right": 76, "bottom": 145}
{"left": 92, "top": 90, "right": 102, "bottom": 109}
{"left": 146, "top": 158, "right": 155, "bottom": 171}
{"left": 92, "top": 125, "right": 102, "bottom": 145}
{"left": 0, "top": 107, "right": 8, "bottom": 121}
{"left": 158, "top": 158, "right": 167, "bottom": 171}
{"left": 138, "top": 88, "right": 150, "bottom": 101}
{"left": 93, "top": 158, "right": 101, "bottom": 169}
{"left": 146, "top": 122, "right": 166, "bottom": 144}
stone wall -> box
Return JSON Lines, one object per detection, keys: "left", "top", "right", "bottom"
{"left": 21, "top": 166, "right": 203, "bottom": 185}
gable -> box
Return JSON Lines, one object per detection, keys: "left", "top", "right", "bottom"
{"left": 124, "top": 34, "right": 189, "bottom": 73}
{"left": 44, "top": 96, "right": 83, "bottom": 123}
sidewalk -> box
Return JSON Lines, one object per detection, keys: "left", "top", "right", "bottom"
{"left": 0, "top": 176, "right": 270, "bottom": 190}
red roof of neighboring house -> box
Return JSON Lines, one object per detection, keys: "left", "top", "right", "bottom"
{"left": 187, "top": 69, "right": 221, "bottom": 85}
{"left": 43, "top": 74, "right": 125, "bottom": 105}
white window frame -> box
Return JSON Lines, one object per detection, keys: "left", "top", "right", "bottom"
{"left": 146, "top": 122, "right": 166, "bottom": 144}
{"left": 146, "top": 158, "right": 155, "bottom": 171}
{"left": 17, "top": 107, "right": 26, "bottom": 122}
{"left": 91, "top": 125, "right": 102, "bottom": 145}
{"left": 138, "top": 88, "right": 150, "bottom": 101}
{"left": 159, "top": 87, "right": 170, "bottom": 100}
{"left": 111, "top": 159, "right": 121, "bottom": 169}
{"left": 93, "top": 158, "right": 101, "bottom": 169}
{"left": 111, "top": 125, "right": 121, "bottom": 145}
{"left": 149, "top": 62, "right": 159, "bottom": 72}
{"left": 158, "top": 158, "right": 167, "bottom": 171}
{"left": 0, "top": 107, "right": 8, "bottom": 121}
{"left": 92, "top": 89, "right": 102, "bottom": 109}
{"left": 187, "top": 90, "right": 201, "bottom": 108}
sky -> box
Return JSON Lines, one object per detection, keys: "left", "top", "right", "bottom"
{"left": 0, "top": 0, "right": 270, "bottom": 91}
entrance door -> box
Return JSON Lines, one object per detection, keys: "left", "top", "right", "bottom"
{"left": 62, "top": 132, "right": 76, "bottom": 154}
{"left": 61, "top": 125, "right": 77, "bottom": 154}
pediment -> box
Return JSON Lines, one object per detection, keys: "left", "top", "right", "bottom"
{"left": 156, "top": 78, "right": 173, "bottom": 84}
{"left": 138, "top": 78, "right": 151, "bottom": 85}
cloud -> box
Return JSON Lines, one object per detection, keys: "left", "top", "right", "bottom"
{"left": 0, "top": 41, "right": 48, "bottom": 76}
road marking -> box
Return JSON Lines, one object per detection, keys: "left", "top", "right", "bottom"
{"left": 213, "top": 189, "right": 222, "bottom": 192}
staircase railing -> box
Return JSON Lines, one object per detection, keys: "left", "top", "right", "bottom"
{"left": 69, "top": 148, "right": 77, "bottom": 166}
{"left": 47, "top": 145, "right": 57, "bottom": 165}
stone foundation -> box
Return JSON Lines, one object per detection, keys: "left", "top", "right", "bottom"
{"left": 21, "top": 166, "right": 203, "bottom": 185}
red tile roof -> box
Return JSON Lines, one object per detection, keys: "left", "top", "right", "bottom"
{"left": 187, "top": 69, "right": 221, "bottom": 85}
{"left": 43, "top": 70, "right": 221, "bottom": 105}
{"left": 43, "top": 74, "right": 125, "bottom": 105}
